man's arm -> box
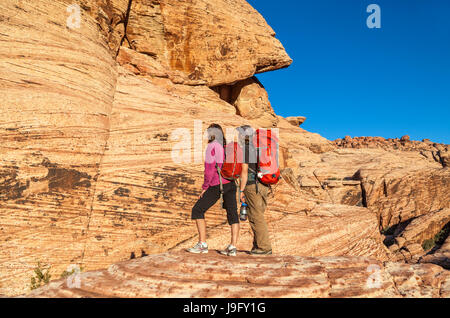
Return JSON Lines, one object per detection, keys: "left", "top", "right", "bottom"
{"left": 240, "top": 163, "right": 248, "bottom": 202}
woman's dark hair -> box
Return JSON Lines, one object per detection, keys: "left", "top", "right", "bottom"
{"left": 207, "top": 123, "right": 226, "bottom": 147}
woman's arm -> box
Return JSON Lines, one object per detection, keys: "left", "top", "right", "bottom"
{"left": 202, "top": 143, "right": 216, "bottom": 191}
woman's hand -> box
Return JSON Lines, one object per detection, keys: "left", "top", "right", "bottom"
{"left": 240, "top": 191, "right": 246, "bottom": 203}
{"left": 199, "top": 189, "right": 206, "bottom": 199}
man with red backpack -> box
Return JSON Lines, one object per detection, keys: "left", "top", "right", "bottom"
{"left": 236, "top": 125, "right": 280, "bottom": 255}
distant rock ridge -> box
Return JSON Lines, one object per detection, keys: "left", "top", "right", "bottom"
{"left": 335, "top": 136, "right": 449, "bottom": 167}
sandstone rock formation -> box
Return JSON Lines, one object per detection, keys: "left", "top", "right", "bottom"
{"left": 0, "top": 0, "right": 449, "bottom": 298}
{"left": 440, "top": 151, "right": 450, "bottom": 168}
{"left": 25, "top": 251, "right": 450, "bottom": 298}
{"left": 388, "top": 209, "right": 450, "bottom": 262}
{"left": 355, "top": 167, "right": 450, "bottom": 229}
{"left": 57, "top": 0, "right": 293, "bottom": 85}
{"left": 292, "top": 146, "right": 448, "bottom": 213}
{"left": 421, "top": 235, "right": 450, "bottom": 269}
{"left": 0, "top": 0, "right": 322, "bottom": 296}
{"left": 126, "top": 0, "right": 293, "bottom": 86}
{"left": 212, "top": 77, "right": 279, "bottom": 128}
{"left": 0, "top": 0, "right": 118, "bottom": 296}
{"left": 58, "top": 0, "right": 130, "bottom": 54}
{"left": 285, "top": 116, "right": 306, "bottom": 127}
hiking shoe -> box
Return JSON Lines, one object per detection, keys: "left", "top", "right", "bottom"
{"left": 187, "top": 242, "right": 208, "bottom": 254}
{"left": 220, "top": 245, "right": 237, "bottom": 257}
{"left": 250, "top": 248, "right": 272, "bottom": 255}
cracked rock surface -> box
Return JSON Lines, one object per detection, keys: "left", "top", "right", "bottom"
{"left": 25, "top": 251, "right": 450, "bottom": 298}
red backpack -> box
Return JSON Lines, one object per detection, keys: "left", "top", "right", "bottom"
{"left": 253, "top": 129, "right": 280, "bottom": 185}
{"left": 219, "top": 142, "right": 243, "bottom": 181}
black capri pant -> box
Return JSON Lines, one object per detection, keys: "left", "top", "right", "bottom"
{"left": 191, "top": 182, "right": 239, "bottom": 225}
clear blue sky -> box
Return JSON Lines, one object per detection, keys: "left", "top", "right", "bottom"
{"left": 247, "top": 0, "right": 450, "bottom": 144}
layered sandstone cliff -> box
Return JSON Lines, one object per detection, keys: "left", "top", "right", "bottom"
{"left": 0, "top": 0, "right": 448, "bottom": 297}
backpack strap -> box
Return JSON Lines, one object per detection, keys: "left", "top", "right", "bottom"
{"left": 255, "top": 145, "right": 259, "bottom": 194}
{"left": 215, "top": 163, "right": 224, "bottom": 205}
{"left": 248, "top": 150, "right": 260, "bottom": 194}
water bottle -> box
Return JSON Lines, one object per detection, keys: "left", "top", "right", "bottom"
{"left": 239, "top": 202, "right": 248, "bottom": 221}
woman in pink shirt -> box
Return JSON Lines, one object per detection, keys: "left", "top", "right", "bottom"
{"left": 187, "top": 124, "right": 240, "bottom": 256}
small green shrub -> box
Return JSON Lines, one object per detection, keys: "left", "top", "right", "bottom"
{"left": 434, "top": 223, "right": 450, "bottom": 245}
{"left": 30, "top": 262, "right": 51, "bottom": 290}
{"left": 422, "top": 238, "right": 435, "bottom": 251}
{"left": 422, "top": 222, "right": 450, "bottom": 251}
{"left": 60, "top": 265, "right": 83, "bottom": 279}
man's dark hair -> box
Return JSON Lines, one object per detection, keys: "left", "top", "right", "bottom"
{"left": 236, "top": 125, "right": 254, "bottom": 145}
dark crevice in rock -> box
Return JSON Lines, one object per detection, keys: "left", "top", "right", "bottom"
{"left": 360, "top": 182, "right": 367, "bottom": 208}
{"left": 116, "top": 0, "right": 133, "bottom": 57}
{"left": 381, "top": 219, "right": 413, "bottom": 247}
{"left": 437, "top": 150, "right": 448, "bottom": 168}
{"left": 210, "top": 84, "right": 235, "bottom": 106}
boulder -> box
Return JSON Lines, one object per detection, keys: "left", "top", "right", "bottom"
{"left": 228, "top": 77, "right": 279, "bottom": 128}
{"left": 401, "top": 135, "right": 410, "bottom": 142}
{"left": 285, "top": 116, "right": 307, "bottom": 127}
{"left": 125, "top": 0, "right": 292, "bottom": 86}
